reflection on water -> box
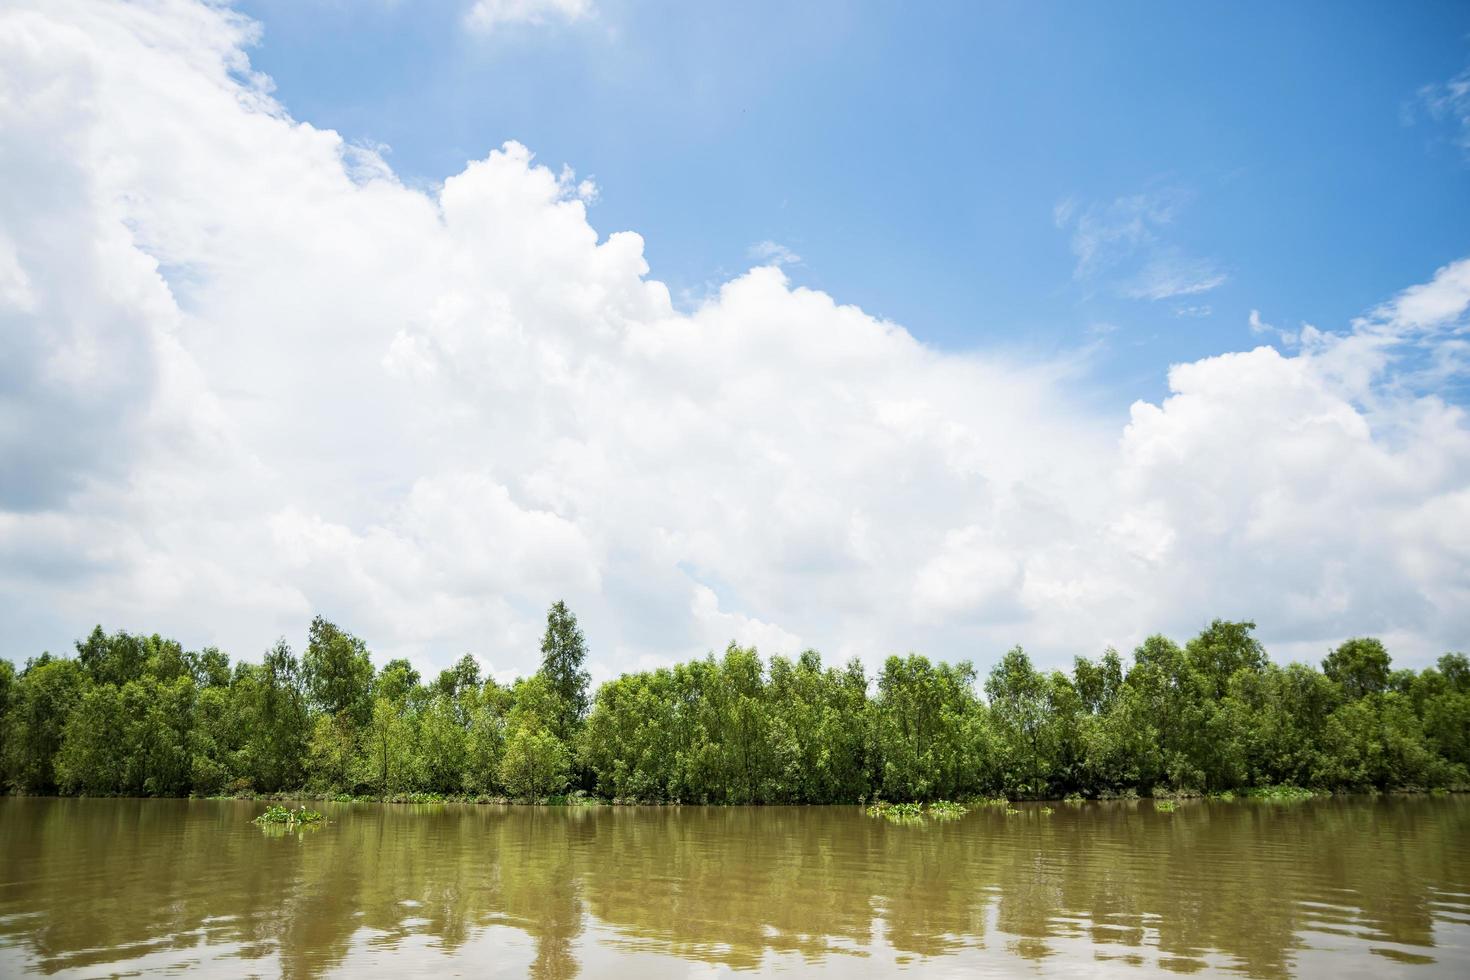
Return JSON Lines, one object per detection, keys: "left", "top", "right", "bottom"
{"left": 0, "top": 796, "right": 1467, "bottom": 977}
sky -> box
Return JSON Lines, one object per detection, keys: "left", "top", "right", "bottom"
{"left": 2, "top": 0, "right": 1469, "bottom": 682}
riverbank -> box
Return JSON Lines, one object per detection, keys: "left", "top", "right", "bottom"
{"left": 8, "top": 783, "right": 1463, "bottom": 808}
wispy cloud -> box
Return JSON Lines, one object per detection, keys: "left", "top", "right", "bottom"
{"left": 1056, "top": 189, "right": 1226, "bottom": 302}
{"left": 1123, "top": 251, "right": 1227, "bottom": 301}
{"left": 1412, "top": 64, "right": 1470, "bottom": 157}
{"left": 464, "top": 0, "right": 593, "bottom": 34}
{"left": 747, "top": 240, "right": 801, "bottom": 267}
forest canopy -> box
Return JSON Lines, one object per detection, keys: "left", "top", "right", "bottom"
{"left": 1, "top": 605, "right": 1466, "bottom": 803}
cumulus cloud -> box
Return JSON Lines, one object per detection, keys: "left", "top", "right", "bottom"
{"left": 1, "top": 0, "right": 1467, "bottom": 679}
{"left": 465, "top": 0, "right": 592, "bottom": 34}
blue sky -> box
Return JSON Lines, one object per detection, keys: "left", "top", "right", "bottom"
{"left": 239, "top": 0, "right": 1470, "bottom": 401}
{"left": 4, "top": 0, "right": 1470, "bottom": 676}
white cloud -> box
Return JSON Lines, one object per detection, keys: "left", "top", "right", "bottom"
{"left": 1, "top": 0, "right": 1467, "bottom": 677}
{"left": 747, "top": 240, "right": 801, "bottom": 267}
{"left": 1414, "top": 65, "right": 1470, "bottom": 157}
{"left": 1122, "top": 251, "right": 1227, "bottom": 301}
{"left": 1058, "top": 190, "right": 1227, "bottom": 302}
{"left": 465, "top": 0, "right": 593, "bottom": 34}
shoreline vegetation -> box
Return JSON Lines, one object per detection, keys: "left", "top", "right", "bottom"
{"left": 2, "top": 603, "right": 1467, "bottom": 806}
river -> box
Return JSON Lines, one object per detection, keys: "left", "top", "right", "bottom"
{"left": 1, "top": 796, "right": 1466, "bottom": 977}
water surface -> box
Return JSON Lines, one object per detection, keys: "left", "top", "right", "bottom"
{"left": 1, "top": 796, "right": 1467, "bottom": 977}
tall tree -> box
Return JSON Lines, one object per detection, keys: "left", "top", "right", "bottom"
{"left": 302, "top": 615, "right": 375, "bottom": 727}
{"left": 537, "top": 601, "right": 590, "bottom": 744}
{"left": 1323, "top": 637, "right": 1391, "bottom": 700}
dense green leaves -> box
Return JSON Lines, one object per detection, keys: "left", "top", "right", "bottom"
{"left": 2, "top": 611, "right": 1467, "bottom": 803}
{"left": 537, "top": 601, "right": 590, "bottom": 746}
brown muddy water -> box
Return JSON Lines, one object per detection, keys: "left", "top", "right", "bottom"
{"left": 0, "top": 795, "right": 1467, "bottom": 977}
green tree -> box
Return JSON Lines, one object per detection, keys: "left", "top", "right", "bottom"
{"left": 499, "top": 724, "right": 570, "bottom": 800}
{"left": 302, "top": 615, "right": 374, "bottom": 727}
{"left": 872, "top": 654, "right": 987, "bottom": 801}
{"left": 242, "top": 639, "right": 310, "bottom": 792}
{"left": 56, "top": 683, "right": 126, "bottom": 795}
{"left": 986, "top": 648, "right": 1050, "bottom": 797}
{"left": 419, "top": 693, "right": 468, "bottom": 793}
{"left": 74, "top": 627, "right": 147, "bottom": 687}
{"left": 0, "top": 659, "right": 14, "bottom": 774}
{"left": 464, "top": 680, "right": 510, "bottom": 795}
{"left": 358, "top": 696, "right": 420, "bottom": 797}
{"left": 5, "top": 656, "right": 84, "bottom": 792}
{"left": 306, "top": 712, "right": 357, "bottom": 792}
{"left": 376, "top": 658, "right": 422, "bottom": 705}
{"left": 1323, "top": 637, "right": 1391, "bottom": 700}
{"left": 538, "top": 601, "right": 590, "bottom": 745}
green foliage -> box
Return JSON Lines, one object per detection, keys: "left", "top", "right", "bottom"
{"left": 254, "top": 804, "right": 322, "bottom": 825}
{"left": 499, "top": 724, "right": 570, "bottom": 800}
{"left": 302, "top": 616, "right": 374, "bottom": 727}
{"left": 872, "top": 654, "right": 990, "bottom": 802}
{"left": 538, "top": 601, "right": 590, "bottom": 746}
{"left": 5, "top": 656, "right": 84, "bottom": 792}
{"left": 1155, "top": 799, "right": 1178, "bottom": 812}
{"left": 866, "top": 801, "right": 923, "bottom": 821}
{"left": 464, "top": 683, "right": 509, "bottom": 795}
{"left": 5, "top": 615, "right": 1470, "bottom": 807}
{"left": 1240, "top": 785, "right": 1319, "bottom": 802}
{"left": 1323, "top": 638, "right": 1391, "bottom": 700}
{"left": 927, "top": 799, "right": 968, "bottom": 818}
{"left": 358, "top": 696, "right": 421, "bottom": 797}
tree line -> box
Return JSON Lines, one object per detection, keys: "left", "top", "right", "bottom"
{"left": 0, "top": 604, "right": 1466, "bottom": 802}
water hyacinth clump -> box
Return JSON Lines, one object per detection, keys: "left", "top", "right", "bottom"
{"left": 865, "top": 801, "right": 923, "bottom": 822}
{"left": 1156, "top": 799, "right": 1178, "bottom": 812}
{"left": 253, "top": 804, "right": 323, "bottom": 826}
{"left": 1243, "top": 786, "right": 1318, "bottom": 802}
{"left": 927, "top": 800, "right": 968, "bottom": 818}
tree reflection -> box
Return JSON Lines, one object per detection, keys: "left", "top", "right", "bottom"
{"left": 0, "top": 796, "right": 1465, "bottom": 978}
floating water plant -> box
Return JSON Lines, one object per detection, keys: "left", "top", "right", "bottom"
{"left": 1063, "top": 792, "right": 1084, "bottom": 805}
{"left": 1155, "top": 799, "right": 1177, "bottom": 812}
{"left": 980, "top": 796, "right": 1010, "bottom": 809}
{"left": 1243, "top": 785, "right": 1317, "bottom": 802}
{"left": 927, "top": 800, "right": 968, "bottom": 818}
{"left": 1039, "top": 806, "right": 1054, "bottom": 815}
{"left": 253, "top": 804, "right": 323, "bottom": 826}
{"left": 865, "top": 801, "right": 924, "bottom": 822}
